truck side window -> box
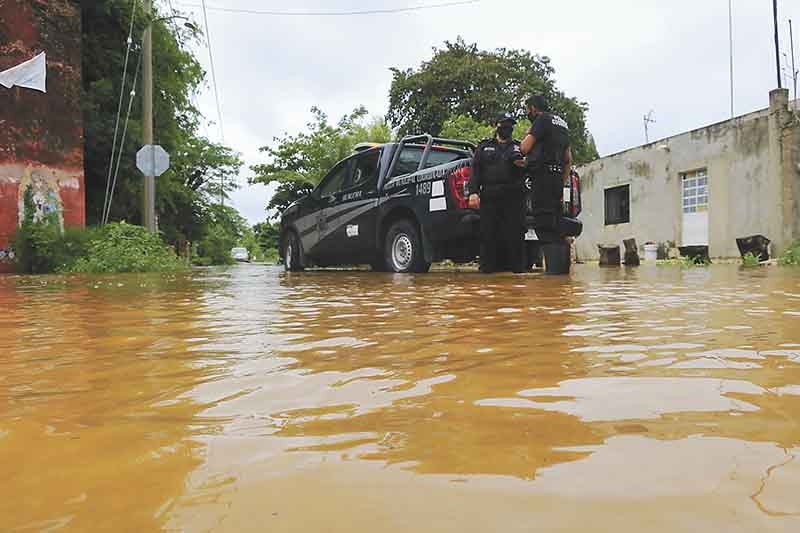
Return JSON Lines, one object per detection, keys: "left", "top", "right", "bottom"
{"left": 390, "top": 147, "right": 422, "bottom": 178}
{"left": 348, "top": 150, "right": 381, "bottom": 191}
{"left": 316, "top": 161, "right": 351, "bottom": 197}
{"left": 390, "top": 147, "right": 469, "bottom": 178}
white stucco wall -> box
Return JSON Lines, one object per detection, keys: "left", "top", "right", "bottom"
{"left": 576, "top": 92, "right": 798, "bottom": 260}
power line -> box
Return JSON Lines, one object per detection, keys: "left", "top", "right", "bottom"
{"left": 103, "top": 0, "right": 138, "bottom": 224}
{"left": 105, "top": 49, "right": 144, "bottom": 225}
{"left": 174, "top": 0, "right": 479, "bottom": 17}
{"left": 200, "top": 0, "right": 225, "bottom": 144}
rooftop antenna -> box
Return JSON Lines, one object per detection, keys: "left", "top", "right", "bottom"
{"left": 643, "top": 110, "right": 656, "bottom": 144}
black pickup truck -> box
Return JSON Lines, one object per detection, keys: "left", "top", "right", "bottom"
{"left": 279, "top": 134, "right": 581, "bottom": 273}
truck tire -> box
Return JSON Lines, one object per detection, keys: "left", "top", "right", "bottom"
{"left": 384, "top": 219, "right": 431, "bottom": 273}
{"left": 283, "top": 231, "right": 304, "bottom": 272}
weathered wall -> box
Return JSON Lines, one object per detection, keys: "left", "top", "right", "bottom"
{"left": 0, "top": 0, "right": 84, "bottom": 272}
{"left": 576, "top": 90, "right": 799, "bottom": 260}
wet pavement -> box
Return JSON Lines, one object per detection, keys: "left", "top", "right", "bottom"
{"left": 1, "top": 264, "right": 800, "bottom": 531}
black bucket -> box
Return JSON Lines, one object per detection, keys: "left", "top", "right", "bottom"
{"left": 542, "top": 241, "right": 571, "bottom": 275}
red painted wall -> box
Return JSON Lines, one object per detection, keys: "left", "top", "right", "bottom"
{"left": 0, "top": 0, "right": 84, "bottom": 272}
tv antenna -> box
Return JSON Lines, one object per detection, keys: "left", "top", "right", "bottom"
{"left": 643, "top": 110, "right": 656, "bottom": 143}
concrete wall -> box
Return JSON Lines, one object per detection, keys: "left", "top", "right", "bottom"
{"left": 576, "top": 90, "right": 800, "bottom": 260}
{"left": 0, "top": 1, "right": 84, "bottom": 272}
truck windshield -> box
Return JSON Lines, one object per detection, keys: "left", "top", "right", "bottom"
{"left": 389, "top": 146, "right": 467, "bottom": 178}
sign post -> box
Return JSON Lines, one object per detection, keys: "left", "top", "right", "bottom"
{"left": 136, "top": 144, "right": 170, "bottom": 232}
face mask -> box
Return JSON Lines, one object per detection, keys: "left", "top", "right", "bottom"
{"left": 497, "top": 125, "right": 513, "bottom": 140}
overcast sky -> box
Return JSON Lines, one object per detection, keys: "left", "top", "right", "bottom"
{"left": 166, "top": 0, "right": 800, "bottom": 224}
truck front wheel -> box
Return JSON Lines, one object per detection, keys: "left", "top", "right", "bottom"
{"left": 283, "top": 231, "right": 304, "bottom": 272}
{"left": 383, "top": 219, "right": 431, "bottom": 273}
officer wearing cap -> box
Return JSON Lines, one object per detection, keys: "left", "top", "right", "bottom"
{"left": 467, "top": 112, "right": 525, "bottom": 273}
{"left": 517, "top": 95, "right": 573, "bottom": 243}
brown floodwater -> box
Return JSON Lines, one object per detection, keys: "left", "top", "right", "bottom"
{"left": 2, "top": 264, "right": 800, "bottom": 531}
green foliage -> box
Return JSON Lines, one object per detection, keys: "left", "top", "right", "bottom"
{"left": 69, "top": 222, "right": 187, "bottom": 273}
{"left": 262, "top": 247, "right": 280, "bottom": 265}
{"left": 741, "top": 252, "right": 761, "bottom": 267}
{"left": 12, "top": 188, "right": 95, "bottom": 274}
{"left": 192, "top": 204, "right": 249, "bottom": 265}
{"left": 251, "top": 107, "right": 392, "bottom": 215}
{"left": 778, "top": 241, "right": 800, "bottom": 266}
{"left": 657, "top": 255, "right": 710, "bottom": 268}
{"left": 81, "top": 1, "right": 242, "bottom": 245}
{"left": 387, "top": 38, "right": 598, "bottom": 164}
{"left": 440, "top": 114, "right": 530, "bottom": 144}
{"left": 253, "top": 221, "right": 280, "bottom": 251}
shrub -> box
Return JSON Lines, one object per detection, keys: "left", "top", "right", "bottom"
{"left": 194, "top": 224, "right": 235, "bottom": 265}
{"left": 68, "top": 222, "right": 188, "bottom": 273}
{"left": 12, "top": 188, "right": 95, "bottom": 273}
{"left": 741, "top": 252, "right": 761, "bottom": 267}
{"left": 263, "top": 247, "right": 280, "bottom": 264}
{"left": 778, "top": 241, "right": 800, "bottom": 266}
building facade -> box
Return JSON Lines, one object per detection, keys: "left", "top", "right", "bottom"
{"left": 0, "top": 0, "right": 84, "bottom": 272}
{"left": 576, "top": 89, "right": 800, "bottom": 260}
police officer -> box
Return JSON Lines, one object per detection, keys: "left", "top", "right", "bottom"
{"left": 467, "top": 112, "right": 525, "bottom": 273}
{"left": 518, "top": 95, "right": 573, "bottom": 243}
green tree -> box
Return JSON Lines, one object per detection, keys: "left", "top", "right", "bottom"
{"left": 440, "top": 114, "right": 530, "bottom": 144}
{"left": 253, "top": 221, "right": 280, "bottom": 251}
{"left": 387, "top": 38, "right": 598, "bottom": 164}
{"left": 250, "top": 107, "right": 392, "bottom": 215}
{"left": 81, "top": 0, "right": 242, "bottom": 242}
{"left": 193, "top": 204, "right": 250, "bottom": 265}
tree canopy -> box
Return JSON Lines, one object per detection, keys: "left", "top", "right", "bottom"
{"left": 387, "top": 38, "right": 598, "bottom": 164}
{"left": 81, "top": 0, "right": 242, "bottom": 245}
{"left": 250, "top": 106, "right": 391, "bottom": 215}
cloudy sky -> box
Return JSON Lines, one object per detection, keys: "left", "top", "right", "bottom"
{"left": 166, "top": 0, "right": 800, "bottom": 224}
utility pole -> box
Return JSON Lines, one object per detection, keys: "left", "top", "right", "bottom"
{"left": 142, "top": 0, "right": 156, "bottom": 232}
{"left": 728, "top": 0, "right": 734, "bottom": 117}
{"left": 791, "top": 19, "right": 798, "bottom": 106}
{"left": 773, "top": 0, "right": 782, "bottom": 89}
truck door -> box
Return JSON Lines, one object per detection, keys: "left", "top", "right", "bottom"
{"left": 316, "top": 149, "right": 382, "bottom": 265}
{"left": 305, "top": 159, "right": 352, "bottom": 264}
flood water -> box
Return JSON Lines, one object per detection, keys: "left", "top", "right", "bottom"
{"left": 2, "top": 264, "right": 800, "bottom": 531}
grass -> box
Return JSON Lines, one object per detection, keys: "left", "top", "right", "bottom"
{"left": 657, "top": 255, "right": 710, "bottom": 268}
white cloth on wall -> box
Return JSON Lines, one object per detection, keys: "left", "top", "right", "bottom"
{"left": 0, "top": 52, "right": 47, "bottom": 93}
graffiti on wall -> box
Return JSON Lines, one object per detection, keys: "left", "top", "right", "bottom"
{"left": 0, "top": 0, "right": 84, "bottom": 271}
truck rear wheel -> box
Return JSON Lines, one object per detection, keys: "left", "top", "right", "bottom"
{"left": 383, "top": 219, "right": 430, "bottom": 273}
{"left": 283, "top": 231, "right": 304, "bottom": 272}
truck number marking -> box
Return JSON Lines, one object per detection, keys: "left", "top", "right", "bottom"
{"left": 346, "top": 224, "right": 359, "bottom": 237}
{"left": 416, "top": 182, "right": 431, "bottom": 196}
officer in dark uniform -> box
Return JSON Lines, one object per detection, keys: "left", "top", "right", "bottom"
{"left": 518, "top": 95, "right": 573, "bottom": 243}
{"left": 467, "top": 112, "right": 525, "bottom": 273}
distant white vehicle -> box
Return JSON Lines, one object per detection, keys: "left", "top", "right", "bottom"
{"left": 230, "top": 247, "right": 250, "bottom": 262}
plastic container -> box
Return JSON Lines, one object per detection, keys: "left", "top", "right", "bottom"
{"left": 644, "top": 243, "right": 658, "bottom": 262}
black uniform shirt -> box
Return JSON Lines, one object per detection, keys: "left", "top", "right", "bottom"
{"left": 529, "top": 112, "right": 570, "bottom": 167}
{"left": 468, "top": 138, "right": 523, "bottom": 196}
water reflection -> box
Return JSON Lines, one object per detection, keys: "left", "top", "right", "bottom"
{"left": 2, "top": 265, "right": 800, "bottom": 531}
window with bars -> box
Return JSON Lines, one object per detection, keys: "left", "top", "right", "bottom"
{"left": 681, "top": 169, "right": 708, "bottom": 213}
{"left": 604, "top": 184, "right": 630, "bottom": 225}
